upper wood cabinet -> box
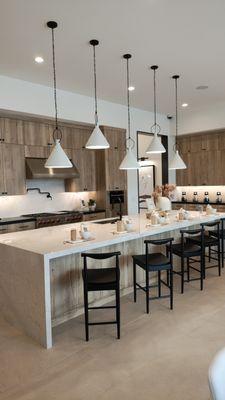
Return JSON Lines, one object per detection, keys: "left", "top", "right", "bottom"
{"left": 71, "top": 126, "right": 93, "bottom": 149}
{"left": 0, "top": 143, "right": 26, "bottom": 195}
{"left": 105, "top": 149, "right": 127, "bottom": 190}
{"left": 100, "top": 126, "right": 126, "bottom": 151}
{"left": 65, "top": 149, "right": 96, "bottom": 192}
{"left": 0, "top": 118, "right": 24, "bottom": 144}
{"left": 23, "top": 121, "right": 52, "bottom": 146}
{"left": 176, "top": 131, "right": 225, "bottom": 186}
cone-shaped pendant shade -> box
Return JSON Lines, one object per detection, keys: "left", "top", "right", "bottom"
{"left": 119, "top": 148, "right": 140, "bottom": 170}
{"left": 85, "top": 124, "right": 109, "bottom": 149}
{"left": 146, "top": 132, "right": 166, "bottom": 154}
{"left": 169, "top": 150, "right": 187, "bottom": 170}
{"left": 45, "top": 139, "right": 73, "bottom": 168}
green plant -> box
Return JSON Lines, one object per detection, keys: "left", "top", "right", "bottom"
{"left": 88, "top": 199, "right": 96, "bottom": 206}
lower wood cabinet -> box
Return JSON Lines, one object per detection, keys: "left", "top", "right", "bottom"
{"left": 82, "top": 212, "right": 106, "bottom": 221}
{"left": 0, "top": 143, "right": 26, "bottom": 195}
{"left": 0, "top": 221, "right": 36, "bottom": 234}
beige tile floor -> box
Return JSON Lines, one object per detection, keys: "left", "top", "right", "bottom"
{"left": 1, "top": 270, "right": 225, "bottom": 400}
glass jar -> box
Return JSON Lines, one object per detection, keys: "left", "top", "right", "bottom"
{"left": 204, "top": 192, "right": 210, "bottom": 203}
{"left": 181, "top": 192, "right": 187, "bottom": 202}
{"left": 216, "top": 192, "right": 222, "bottom": 204}
{"left": 193, "top": 192, "right": 198, "bottom": 203}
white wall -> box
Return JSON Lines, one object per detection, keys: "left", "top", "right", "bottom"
{"left": 170, "top": 101, "right": 225, "bottom": 135}
{"left": 0, "top": 75, "right": 174, "bottom": 216}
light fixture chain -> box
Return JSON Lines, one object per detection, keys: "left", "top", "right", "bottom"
{"left": 51, "top": 27, "right": 58, "bottom": 131}
{"left": 93, "top": 44, "right": 98, "bottom": 126}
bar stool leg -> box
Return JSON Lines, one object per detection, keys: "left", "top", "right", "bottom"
{"left": 209, "top": 245, "right": 211, "bottom": 263}
{"left": 116, "top": 286, "right": 120, "bottom": 339}
{"left": 133, "top": 260, "right": 137, "bottom": 303}
{"left": 158, "top": 271, "right": 161, "bottom": 298}
{"left": 181, "top": 257, "right": 184, "bottom": 294}
{"left": 146, "top": 269, "right": 149, "bottom": 314}
{"left": 218, "top": 240, "right": 221, "bottom": 277}
{"left": 83, "top": 283, "right": 89, "bottom": 342}
{"left": 170, "top": 267, "right": 173, "bottom": 310}
{"left": 166, "top": 247, "right": 170, "bottom": 286}
{"left": 221, "top": 237, "right": 224, "bottom": 269}
{"left": 200, "top": 254, "right": 204, "bottom": 291}
{"left": 187, "top": 258, "right": 190, "bottom": 282}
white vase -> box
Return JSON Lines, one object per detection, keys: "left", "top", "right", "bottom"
{"left": 156, "top": 196, "right": 171, "bottom": 211}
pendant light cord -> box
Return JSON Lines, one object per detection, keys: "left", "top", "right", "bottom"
{"left": 92, "top": 44, "right": 98, "bottom": 126}
{"left": 126, "top": 58, "right": 131, "bottom": 140}
{"left": 153, "top": 68, "right": 157, "bottom": 126}
{"left": 150, "top": 65, "right": 160, "bottom": 135}
{"left": 51, "top": 27, "right": 58, "bottom": 130}
{"left": 172, "top": 75, "right": 180, "bottom": 150}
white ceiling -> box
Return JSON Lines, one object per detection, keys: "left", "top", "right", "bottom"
{"left": 0, "top": 0, "right": 225, "bottom": 114}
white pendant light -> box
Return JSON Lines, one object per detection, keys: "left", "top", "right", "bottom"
{"left": 45, "top": 21, "right": 72, "bottom": 169}
{"left": 146, "top": 65, "right": 166, "bottom": 154}
{"left": 169, "top": 75, "right": 187, "bottom": 170}
{"left": 45, "top": 139, "right": 72, "bottom": 168}
{"left": 85, "top": 40, "right": 109, "bottom": 150}
{"left": 119, "top": 54, "right": 140, "bottom": 170}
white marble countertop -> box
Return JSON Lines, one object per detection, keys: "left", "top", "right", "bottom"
{"left": 0, "top": 212, "right": 223, "bottom": 260}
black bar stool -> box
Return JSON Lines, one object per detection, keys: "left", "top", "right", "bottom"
{"left": 167, "top": 228, "right": 204, "bottom": 294}
{"left": 132, "top": 238, "right": 174, "bottom": 314}
{"left": 188, "top": 220, "right": 221, "bottom": 278}
{"left": 209, "top": 217, "right": 225, "bottom": 269}
{"left": 81, "top": 251, "right": 121, "bottom": 341}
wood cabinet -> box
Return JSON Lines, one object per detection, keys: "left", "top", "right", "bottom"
{"left": 65, "top": 149, "right": 96, "bottom": 192}
{"left": 24, "top": 145, "right": 51, "bottom": 159}
{"left": 176, "top": 131, "right": 225, "bottom": 186}
{"left": 102, "top": 126, "right": 126, "bottom": 151}
{"left": 23, "top": 121, "right": 52, "bottom": 146}
{"left": 105, "top": 149, "right": 127, "bottom": 190}
{"left": 0, "top": 144, "right": 26, "bottom": 195}
{"left": 7, "top": 221, "right": 36, "bottom": 232}
{"left": 0, "top": 118, "right": 24, "bottom": 144}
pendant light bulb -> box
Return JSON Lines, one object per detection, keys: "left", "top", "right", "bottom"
{"left": 146, "top": 65, "right": 166, "bottom": 154}
{"left": 119, "top": 54, "right": 140, "bottom": 170}
{"left": 45, "top": 21, "right": 72, "bottom": 168}
{"left": 169, "top": 75, "right": 187, "bottom": 170}
{"left": 85, "top": 39, "right": 109, "bottom": 150}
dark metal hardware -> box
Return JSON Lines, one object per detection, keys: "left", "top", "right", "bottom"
{"left": 27, "top": 187, "right": 52, "bottom": 200}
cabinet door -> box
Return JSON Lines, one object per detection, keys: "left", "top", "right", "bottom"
{"left": 3, "top": 118, "right": 24, "bottom": 144}
{"left": 105, "top": 149, "right": 127, "bottom": 190}
{"left": 176, "top": 152, "right": 190, "bottom": 186}
{"left": 71, "top": 127, "right": 93, "bottom": 149}
{"left": 23, "top": 121, "right": 51, "bottom": 146}
{"left": 3, "top": 144, "right": 26, "bottom": 195}
{"left": 102, "top": 127, "right": 126, "bottom": 151}
{"left": 24, "top": 145, "right": 51, "bottom": 158}
{"left": 0, "top": 225, "right": 8, "bottom": 234}
{"left": 8, "top": 221, "right": 36, "bottom": 232}
{"left": 0, "top": 144, "right": 5, "bottom": 194}
{"left": 81, "top": 149, "right": 96, "bottom": 191}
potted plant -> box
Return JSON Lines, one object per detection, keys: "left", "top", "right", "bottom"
{"left": 88, "top": 199, "right": 96, "bottom": 212}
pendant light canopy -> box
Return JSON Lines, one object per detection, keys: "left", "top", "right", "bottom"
{"left": 119, "top": 54, "right": 140, "bottom": 170}
{"left": 85, "top": 40, "right": 109, "bottom": 149}
{"left": 169, "top": 75, "right": 187, "bottom": 170}
{"left": 45, "top": 21, "right": 72, "bottom": 168}
{"left": 146, "top": 66, "right": 166, "bottom": 154}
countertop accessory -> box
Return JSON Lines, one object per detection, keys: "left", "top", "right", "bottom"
{"left": 169, "top": 75, "right": 187, "bottom": 170}
{"left": 119, "top": 54, "right": 140, "bottom": 170}
{"left": 85, "top": 40, "right": 109, "bottom": 149}
{"left": 146, "top": 66, "right": 166, "bottom": 154}
{"left": 45, "top": 21, "right": 72, "bottom": 169}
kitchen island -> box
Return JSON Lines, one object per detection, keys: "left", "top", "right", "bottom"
{"left": 0, "top": 212, "right": 222, "bottom": 349}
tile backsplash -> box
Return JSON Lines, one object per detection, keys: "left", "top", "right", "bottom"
{"left": 176, "top": 186, "right": 225, "bottom": 203}
{"left": 0, "top": 179, "right": 96, "bottom": 218}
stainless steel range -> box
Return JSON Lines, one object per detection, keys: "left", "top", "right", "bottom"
{"left": 22, "top": 211, "right": 83, "bottom": 228}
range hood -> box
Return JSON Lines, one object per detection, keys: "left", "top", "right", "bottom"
{"left": 26, "top": 158, "right": 79, "bottom": 179}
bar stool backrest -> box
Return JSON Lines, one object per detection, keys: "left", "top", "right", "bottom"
{"left": 180, "top": 227, "right": 204, "bottom": 254}
{"left": 81, "top": 251, "right": 121, "bottom": 280}
{"left": 144, "top": 238, "right": 174, "bottom": 266}
{"left": 201, "top": 220, "right": 220, "bottom": 240}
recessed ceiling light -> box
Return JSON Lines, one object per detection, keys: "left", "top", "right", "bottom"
{"left": 128, "top": 86, "right": 135, "bottom": 91}
{"left": 182, "top": 103, "right": 188, "bottom": 107}
{"left": 35, "top": 56, "right": 44, "bottom": 64}
{"left": 196, "top": 85, "right": 208, "bottom": 90}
